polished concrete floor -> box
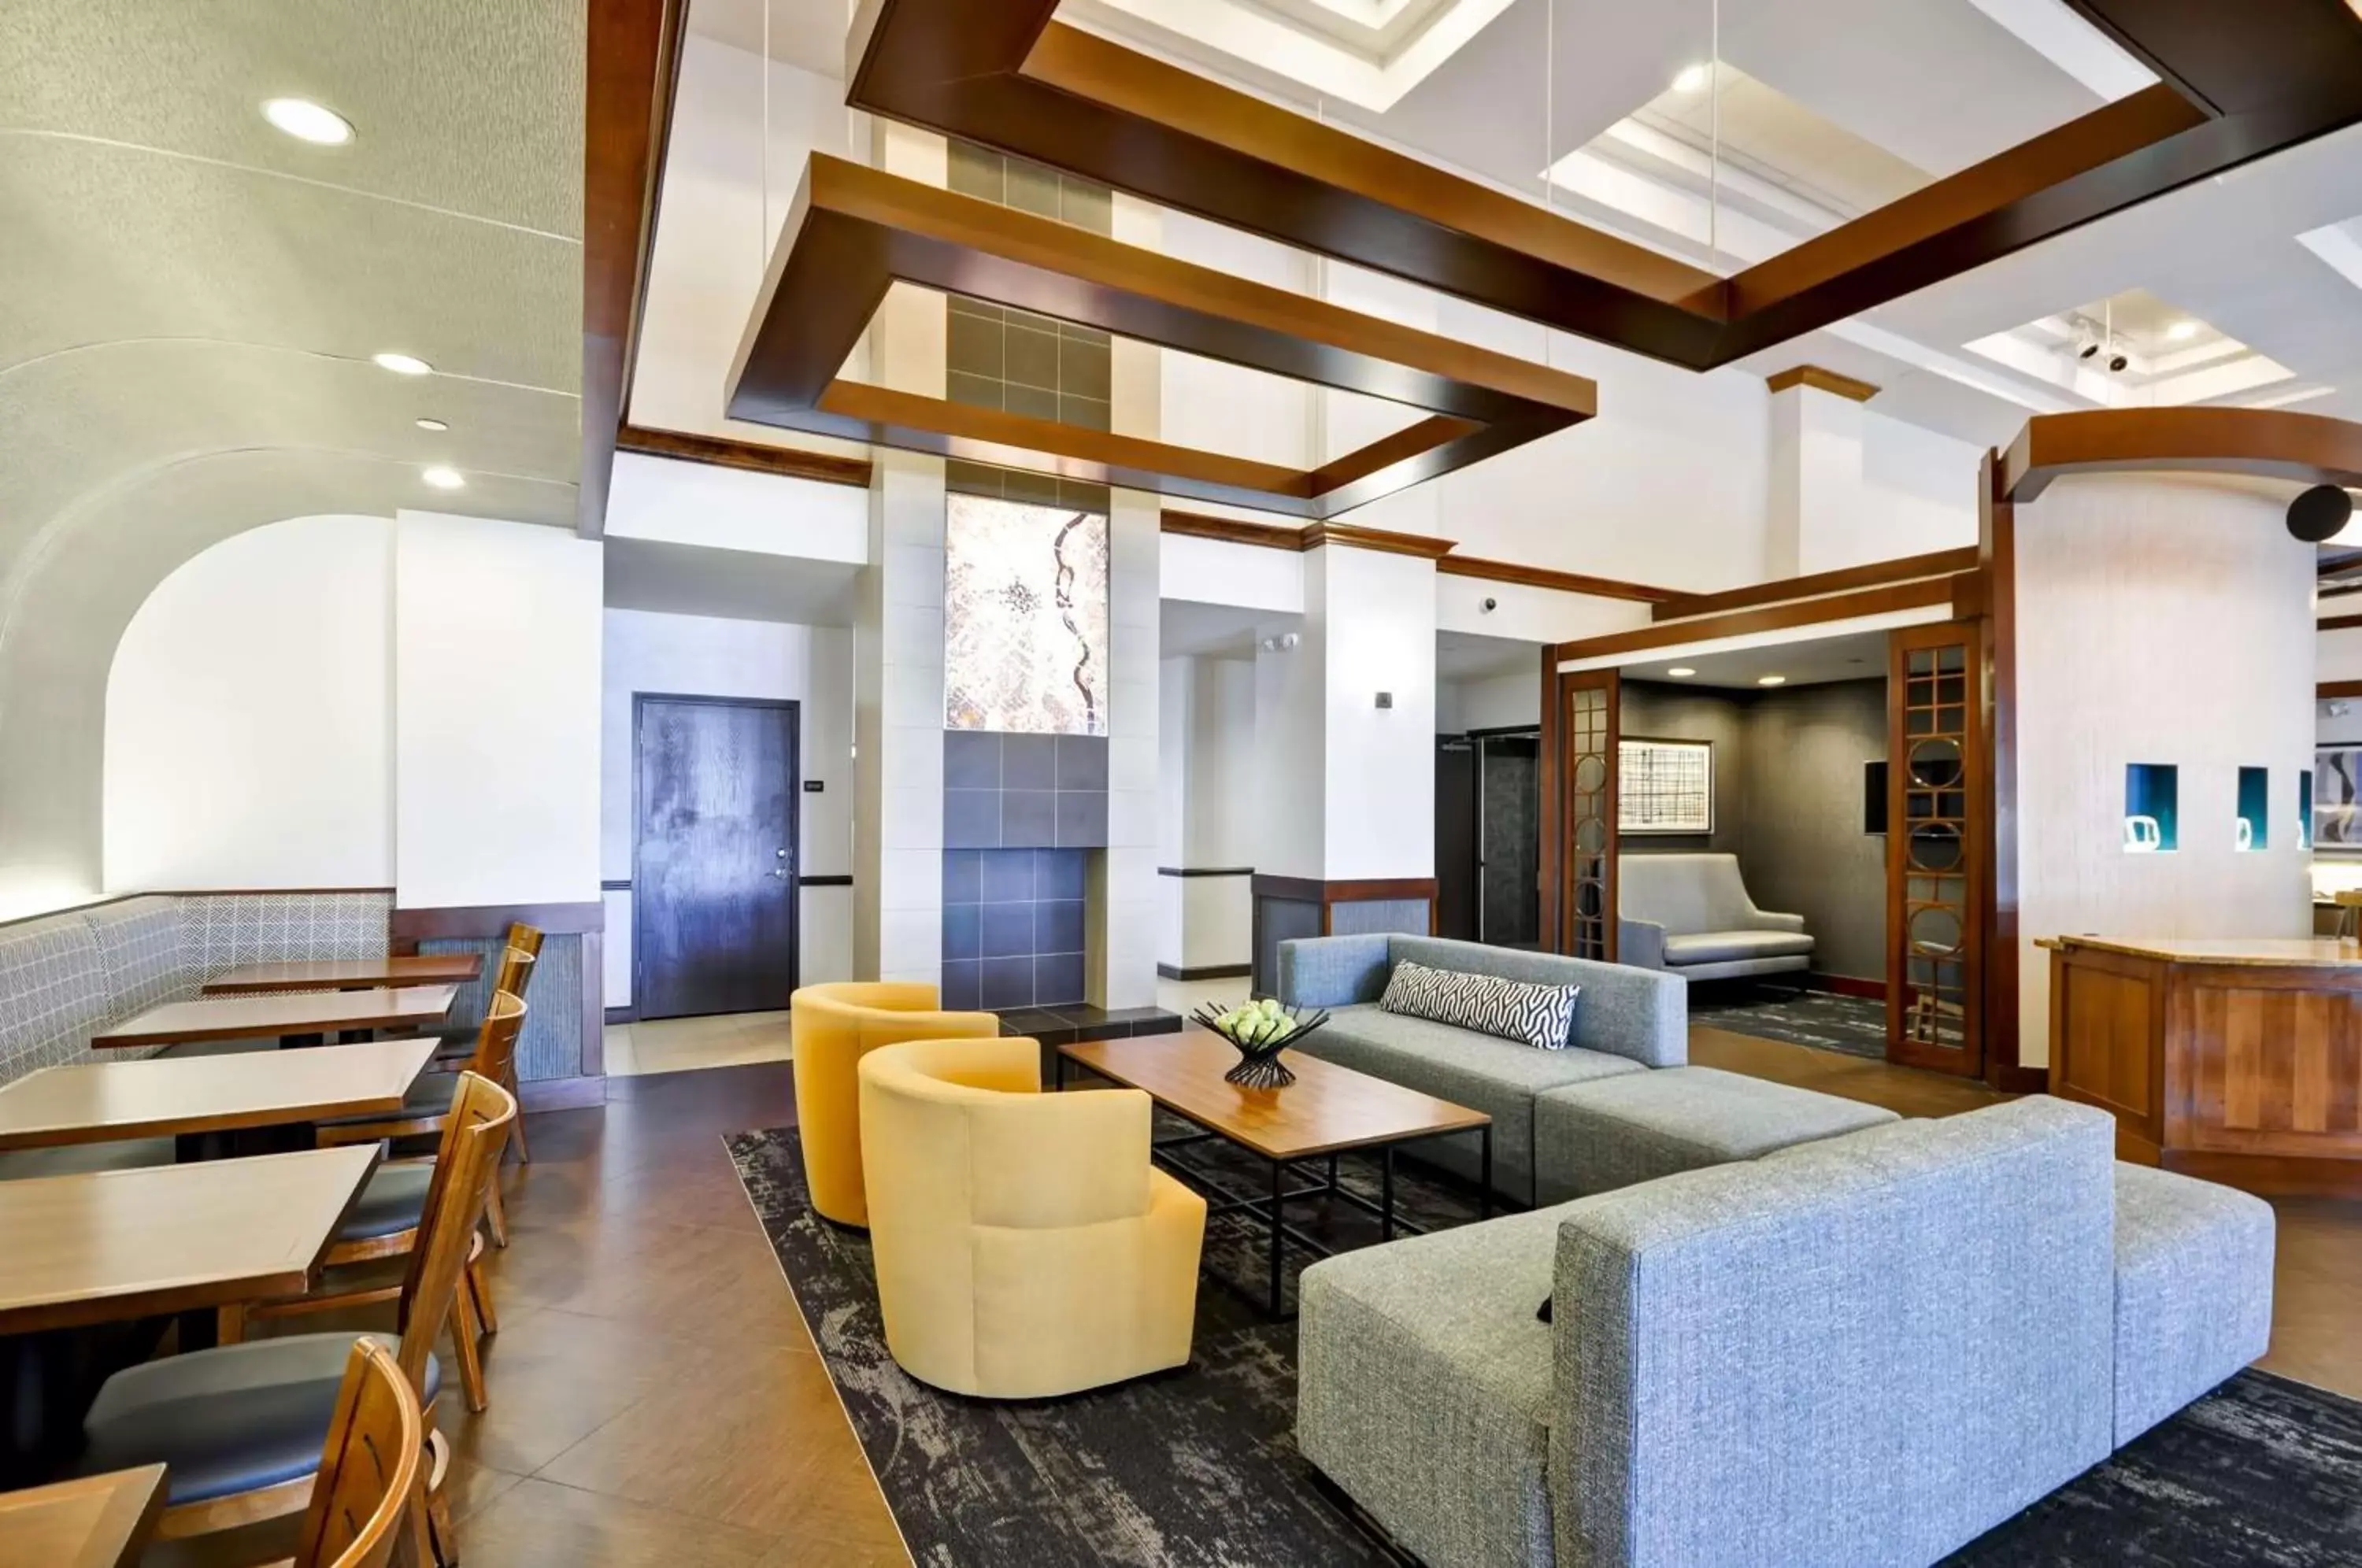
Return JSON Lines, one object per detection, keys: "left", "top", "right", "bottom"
{"left": 186, "top": 1016, "right": 2362, "bottom": 1566}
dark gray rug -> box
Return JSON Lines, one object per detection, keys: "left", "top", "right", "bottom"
{"left": 726, "top": 1125, "right": 2362, "bottom": 1568}
{"left": 1690, "top": 984, "right": 1891, "bottom": 1060}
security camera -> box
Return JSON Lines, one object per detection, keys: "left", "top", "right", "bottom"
{"left": 1481, "top": 597, "right": 1498, "bottom": 612}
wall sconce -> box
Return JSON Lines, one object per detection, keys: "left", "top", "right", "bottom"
{"left": 1258, "top": 632, "right": 1301, "bottom": 653}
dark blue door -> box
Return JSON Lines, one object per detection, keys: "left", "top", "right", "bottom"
{"left": 634, "top": 696, "right": 798, "bottom": 1019}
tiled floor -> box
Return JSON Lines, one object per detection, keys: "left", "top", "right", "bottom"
{"left": 604, "top": 1011, "right": 792, "bottom": 1078}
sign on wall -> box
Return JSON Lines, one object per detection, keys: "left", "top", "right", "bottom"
{"left": 1619, "top": 738, "right": 1714, "bottom": 834}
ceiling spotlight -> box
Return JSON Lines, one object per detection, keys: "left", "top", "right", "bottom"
{"left": 1756, "top": 675, "right": 1786, "bottom": 687}
{"left": 421, "top": 466, "right": 465, "bottom": 490}
{"left": 2108, "top": 353, "right": 2129, "bottom": 373}
{"left": 1672, "top": 62, "right": 1711, "bottom": 93}
{"left": 2077, "top": 340, "right": 2100, "bottom": 361}
{"left": 1666, "top": 667, "right": 1697, "bottom": 678}
{"left": 413, "top": 417, "right": 449, "bottom": 431}
{"left": 261, "top": 98, "right": 354, "bottom": 146}
{"left": 372, "top": 352, "right": 431, "bottom": 376}
{"left": 2165, "top": 319, "right": 2201, "bottom": 342}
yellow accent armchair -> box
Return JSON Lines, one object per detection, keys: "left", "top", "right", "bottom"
{"left": 858, "top": 1036, "right": 1207, "bottom": 1398}
{"left": 790, "top": 982, "right": 1000, "bottom": 1226}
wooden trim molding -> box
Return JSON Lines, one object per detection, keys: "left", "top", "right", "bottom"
{"left": 1436, "top": 554, "right": 1676, "bottom": 605}
{"left": 1652, "top": 548, "right": 1981, "bottom": 623}
{"left": 1301, "top": 523, "right": 1457, "bottom": 560}
{"left": 1249, "top": 875, "right": 1437, "bottom": 904}
{"left": 2319, "top": 679, "right": 2362, "bottom": 701}
{"left": 1157, "top": 962, "right": 1252, "bottom": 982}
{"left": 728, "top": 155, "right": 1595, "bottom": 518}
{"left": 2000, "top": 408, "right": 2362, "bottom": 504}
{"left": 842, "top": 0, "right": 2362, "bottom": 372}
{"left": 1158, "top": 511, "right": 1305, "bottom": 551}
{"left": 616, "top": 424, "right": 872, "bottom": 488}
{"left": 1157, "top": 866, "right": 1254, "bottom": 878}
{"left": 581, "top": 0, "right": 687, "bottom": 538}
{"left": 2320, "top": 613, "right": 2362, "bottom": 634}
{"left": 798, "top": 874, "right": 854, "bottom": 888}
{"left": 1557, "top": 576, "right": 1962, "bottom": 664}
{"left": 1765, "top": 366, "right": 1879, "bottom": 401}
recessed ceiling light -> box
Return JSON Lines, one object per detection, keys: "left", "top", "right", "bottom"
{"left": 261, "top": 98, "right": 354, "bottom": 146}
{"left": 421, "top": 466, "right": 465, "bottom": 490}
{"left": 1756, "top": 675, "right": 1786, "bottom": 686}
{"left": 413, "top": 417, "right": 449, "bottom": 432}
{"left": 1666, "top": 666, "right": 1697, "bottom": 678}
{"left": 1672, "top": 62, "right": 1711, "bottom": 93}
{"left": 373, "top": 352, "right": 431, "bottom": 376}
{"left": 2165, "top": 320, "right": 2201, "bottom": 342}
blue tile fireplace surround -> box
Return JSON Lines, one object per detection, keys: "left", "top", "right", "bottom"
{"left": 943, "top": 730, "right": 1109, "bottom": 851}
{"left": 942, "top": 848, "right": 1087, "bottom": 1010}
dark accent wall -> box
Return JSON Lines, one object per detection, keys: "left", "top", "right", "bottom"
{"left": 945, "top": 139, "right": 1114, "bottom": 435}
{"left": 1617, "top": 677, "right": 1889, "bottom": 982}
{"left": 945, "top": 730, "right": 1109, "bottom": 850}
{"left": 942, "top": 849, "right": 1088, "bottom": 1010}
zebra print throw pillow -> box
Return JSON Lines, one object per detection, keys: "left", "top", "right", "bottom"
{"left": 1377, "top": 960, "right": 1579, "bottom": 1050}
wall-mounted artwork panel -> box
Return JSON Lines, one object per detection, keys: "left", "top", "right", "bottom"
{"left": 944, "top": 493, "right": 1109, "bottom": 736}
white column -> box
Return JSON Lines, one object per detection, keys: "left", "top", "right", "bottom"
{"left": 853, "top": 123, "right": 948, "bottom": 983}
{"left": 1767, "top": 376, "right": 1870, "bottom": 577}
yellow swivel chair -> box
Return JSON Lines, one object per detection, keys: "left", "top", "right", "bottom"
{"left": 858, "top": 1036, "right": 1207, "bottom": 1398}
{"left": 790, "top": 982, "right": 1000, "bottom": 1226}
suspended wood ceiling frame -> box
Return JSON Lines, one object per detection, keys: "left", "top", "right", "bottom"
{"left": 725, "top": 156, "right": 1597, "bottom": 518}
{"left": 842, "top": 0, "right": 2362, "bottom": 371}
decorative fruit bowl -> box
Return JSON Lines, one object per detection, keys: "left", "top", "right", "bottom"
{"left": 1191, "top": 997, "right": 1331, "bottom": 1089}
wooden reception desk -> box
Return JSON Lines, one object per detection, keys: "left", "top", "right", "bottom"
{"left": 2045, "top": 936, "right": 2362, "bottom": 1196}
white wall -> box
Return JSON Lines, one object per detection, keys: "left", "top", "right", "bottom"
{"left": 1157, "top": 654, "right": 1257, "bottom": 972}
{"left": 2014, "top": 474, "right": 2316, "bottom": 1066}
{"left": 600, "top": 607, "right": 853, "bottom": 1006}
{"left": 105, "top": 515, "right": 394, "bottom": 891}
{"left": 605, "top": 451, "right": 866, "bottom": 563}
{"left": 393, "top": 512, "right": 604, "bottom": 908}
{"left": 1319, "top": 545, "right": 1439, "bottom": 878}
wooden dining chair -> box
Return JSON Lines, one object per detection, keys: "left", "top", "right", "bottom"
{"left": 229, "top": 1064, "right": 513, "bottom": 1412}
{"left": 76, "top": 1072, "right": 516, "bottom": 1567}
{"left": 431, "top": 932, "right": 539, "bottom": 1166}
{"left": 323, "top": 988, "right": 526, "bottom": 1248}
{"left": 297, "top": 1336, "right": 428, "bottom": 1568}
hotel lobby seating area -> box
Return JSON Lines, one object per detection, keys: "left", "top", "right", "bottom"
{"left": 9, "top": 1, "right": 2362, "bottom": 1563}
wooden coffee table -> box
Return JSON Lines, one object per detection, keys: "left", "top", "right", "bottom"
{"left": 1058, "top": 1029, "right": 1492, "bottom": 1315}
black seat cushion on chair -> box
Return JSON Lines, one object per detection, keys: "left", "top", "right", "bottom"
{"left": 79, "top": 1333, "right": 441, "bottom": 1506}
{"left": 315, "top": 1071, "right": 458, "bottom": 1129}
{"left": 339, "top": 1162, "right": 435, "bottom": 1241}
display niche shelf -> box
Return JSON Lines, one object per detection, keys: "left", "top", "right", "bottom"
{"left": 2237, "top": 767, "right": 2269, "bottom": 853}
{"left": 2123, "top": 763, "right": 2179, "bottom": 854}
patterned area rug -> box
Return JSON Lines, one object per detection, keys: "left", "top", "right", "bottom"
{"left": 727, "top": 1126, "right": 2362, "bottom": 1568}
{"left": 1689, "top": 985, "right": 1891, "bottom": 1060}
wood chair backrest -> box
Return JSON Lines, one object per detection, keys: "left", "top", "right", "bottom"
{"left": 487, "top": 942, "right": 535, "bottom": 1004}
{"left": 503, "top": 922, "right": 545, "bottom": 960}
{"left": 296, "top": 1336, "right": 424, "bottom": 1568}
{"left": 464, "top": 989, "right": 528, "bottom": 1082}
{"left": 394, "top": 1071, "right": 516, "bottom": 1400}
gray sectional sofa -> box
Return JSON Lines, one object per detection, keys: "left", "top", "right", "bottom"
{"left": 1298, "top": 1096, "right": 2275, "bottom": 1568}
{"left": 1276, "top": 933, "right": 1892, "bottom": 1204}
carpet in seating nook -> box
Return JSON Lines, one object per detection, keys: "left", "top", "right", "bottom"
{"left": 1689, "top": 985, "right": 1890, "bottom": 1060}
{"left": 725, "top": 1125, "right": 2362, "bottom": 1568}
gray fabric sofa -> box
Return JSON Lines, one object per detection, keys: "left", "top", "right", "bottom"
{"left": 1278, "top": 934, "right": 1686, "bottom": 1204}
{"left": 1298, "top": 1097, "right": 2275, "bottom": 1568}
{"left": 1617, "top": 852, "right": 1813, "bottom": 980}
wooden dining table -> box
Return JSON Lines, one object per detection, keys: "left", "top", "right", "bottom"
{"left": 0, "top": 1146, "right": 379, "bottom": 1337}
{"left": 0, "top": 1039, "right": 438, "bottom": 1155}
{"left": 201, "top": 952, "right": 482, "bottom": 994}
{"left": 86, "top": 985, "right": 457, "bottom": 1050}
{"left": 0, "top": 1463, "right": 165, "bottom": 1568}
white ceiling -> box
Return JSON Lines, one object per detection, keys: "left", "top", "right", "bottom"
{"left": 605, "top": 539, "right": 860, "bottom": 625}
{"left": 1437, "top": 629, "right": 1544, "bottom": 681}
{"left": 1620, "top": 627, "right": 1894, "bottom": 689}
{"left": 0, "top": 0, "right": 585, "bottom": 893}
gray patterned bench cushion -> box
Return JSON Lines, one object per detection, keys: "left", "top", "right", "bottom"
{"left": 0, "top": 913, "right": 113, "bottom": 1086}
{"left": 1533, "top": 1066, "right": 1899, "bottom": 1201}
{"left": 2112, "top": 1161, "right": 2275, "bottom": 1445}
{"left": 1294, "top": 1007, "right": 1645, "bottom": 1204}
